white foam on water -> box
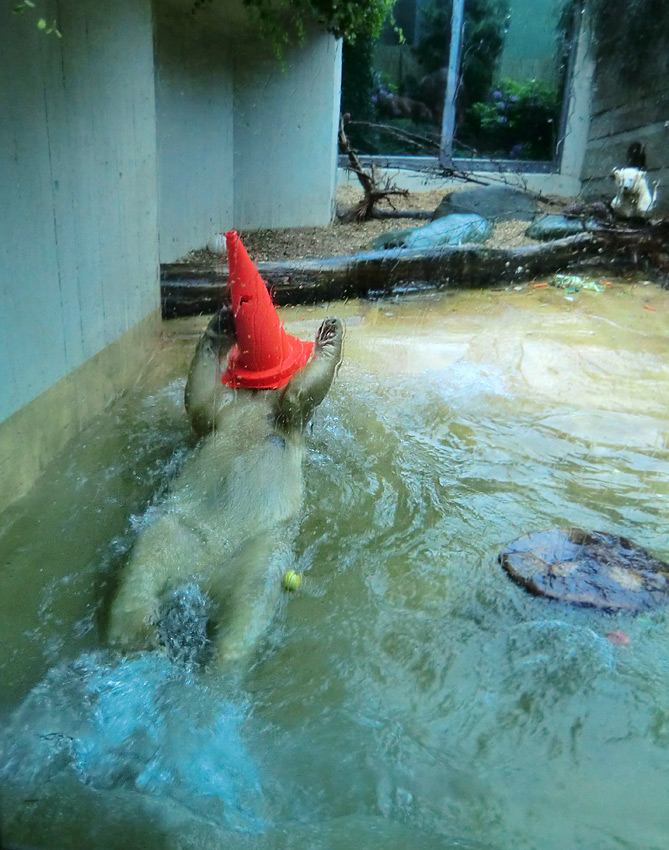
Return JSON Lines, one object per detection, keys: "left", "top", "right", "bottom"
{"left": 0, "top": 650, "right": 266, "bottom": 835}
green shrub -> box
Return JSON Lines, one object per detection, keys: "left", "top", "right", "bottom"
{"left": 241, "top": 0, "right": 396, "bottom": 51}
{"left": 460, "top": 77, "right": 559, "bottom": 159}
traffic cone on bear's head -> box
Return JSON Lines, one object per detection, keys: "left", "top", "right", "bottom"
{"left": 221, "top": 231, "right": 313, "bottom": 389}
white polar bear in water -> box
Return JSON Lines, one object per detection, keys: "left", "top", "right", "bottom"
{"left": 108, "top": 232, "right": 343, "bottom": 671}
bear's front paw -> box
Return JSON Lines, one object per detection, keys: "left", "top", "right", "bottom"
{"left": 315, "top": 317, "right": 342, "bottom": 353}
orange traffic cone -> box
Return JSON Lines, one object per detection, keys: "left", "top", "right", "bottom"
{"left": 221, "top": 231, "right": 313, "bottom": 389}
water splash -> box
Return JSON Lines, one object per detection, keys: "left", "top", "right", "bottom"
{"left": 0, "top": 650, "right": 266, "bottom": 835}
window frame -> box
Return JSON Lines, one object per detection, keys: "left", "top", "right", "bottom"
{"left": 338, "top": 0, "right": 581, "bottom": 177}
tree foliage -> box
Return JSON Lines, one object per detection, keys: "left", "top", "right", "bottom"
{"left": 340, "top": 35, "right": 380, "bottom": 151}
{"left": 240, "top": 0, "right": 397, "bottom": 48}
{"left": 12, "top": 0, "right": 62, "bottom": 38}
{"left": 413, "top": 0, "right": 510, "bottom": 111}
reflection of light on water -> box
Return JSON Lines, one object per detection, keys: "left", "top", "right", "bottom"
{"left": 357, "top": 338, "right": 468, "bottom": 375}
{"left": 541, "top": 409, "right": 669, "bottom": 451}
{"left": 1, "top": 651, "right": 265, "bottom": 835}
{"left": 431, "top": 358, "right": 512, "bottom": 400}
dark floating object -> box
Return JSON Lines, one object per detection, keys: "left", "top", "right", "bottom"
{"left": 500, "top": 528, "right": 669, "bottom": 612}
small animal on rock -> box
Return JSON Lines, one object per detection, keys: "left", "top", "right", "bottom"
{"left": 611, "top": 167, "right": 657, "bottom": 218}
{"left": 108, "top": 231, "right": 343, "bottom": 671}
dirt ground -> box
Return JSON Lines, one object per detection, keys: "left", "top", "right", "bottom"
{"left": 177, "top": 185, "right": 558, "bottom": 265}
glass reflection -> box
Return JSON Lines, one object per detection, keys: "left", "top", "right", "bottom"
{"left": 340, "top": 0, "right": 576, "bottom": 162}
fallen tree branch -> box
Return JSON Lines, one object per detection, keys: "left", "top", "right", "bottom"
{"left": 161, "top": 233, "right": 611, "bottom": 317}
{"left": 346, "top": 119, "right": 441, "bottom": 153}
{"left": 338, "top": 115, "right": 409, "bottom": 222}
{"left": 365, "top": 208, "right": 433, "bottom": 220}
{"left": 335, "top": 204, "right": 433, "bottom": 221}
{"left": 162, "top": 221, "right": 669, "bottom": 317}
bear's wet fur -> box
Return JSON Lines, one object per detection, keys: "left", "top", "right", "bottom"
{"left": 107, "top": 311, "right": 343, "bottom": 672}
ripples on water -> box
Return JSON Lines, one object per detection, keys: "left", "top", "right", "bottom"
{"left": 2, "top": 294, "right": 669, "bottom": 849}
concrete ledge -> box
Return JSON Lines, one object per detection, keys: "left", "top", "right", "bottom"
{"left": 0, "top": 310, "right": 162, "bottom": 515}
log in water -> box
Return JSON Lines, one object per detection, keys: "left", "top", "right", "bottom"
{"left": 161, "top": 234, "right": 628, "bottom": 317}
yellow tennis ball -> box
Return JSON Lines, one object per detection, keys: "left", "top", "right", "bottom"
{"left": 282, "top": 570, "right": 302, "bottom": 592}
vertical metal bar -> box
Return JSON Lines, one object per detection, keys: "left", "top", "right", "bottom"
{"left": 440, "top": 0, "right": 466, "bottom": 167}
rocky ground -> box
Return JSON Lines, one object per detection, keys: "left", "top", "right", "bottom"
{"left": 176, "top": 185, "right": 568, "bottom": 265}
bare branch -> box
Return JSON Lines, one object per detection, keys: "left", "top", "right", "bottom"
{"left": 338, "top": 114, "right": 410, "bottom": 222}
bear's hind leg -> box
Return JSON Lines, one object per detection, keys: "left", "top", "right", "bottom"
{"left": 107, "top": 515, "right": 206, "bottom": 653}
{"left": 107, "top": 566, "right": 163, "bottom": 651}
{"left": 207, "top": 534, "right": 287, "bottom": 671}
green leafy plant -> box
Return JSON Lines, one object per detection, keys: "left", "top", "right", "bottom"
{"left": 13, "top": 0, "right": 62, "bottom": 37}
{"left": 239, "top": 0, "right": 396, "bottom": 51}
{"left": 461, "top": 77, "right": 559, "bottom": 159}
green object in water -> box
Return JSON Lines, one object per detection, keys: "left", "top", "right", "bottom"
{"left": 282, "top": 570, "right": 302, "bottom": 591}
{"left": 551, "top": 274, "right": 603, "bottom": 293}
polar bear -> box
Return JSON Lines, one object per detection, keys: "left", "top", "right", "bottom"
{"left": 611, "top": 167, "right": 657, "bottom": 218}
{"left": 108, "top": 233, "right": 343, "bottom": 672}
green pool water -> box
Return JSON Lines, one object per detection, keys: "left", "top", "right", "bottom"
{"left": 2, "top": 280, "right": 669, "bottom": 849}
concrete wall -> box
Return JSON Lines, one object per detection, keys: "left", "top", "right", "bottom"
{"left": 580, "top": 33, "right": 669, "bottom": 210}
{"left": 154, "top": 2, "right": 235, "bottom": 263}
{"left": 0, "top": 0, "right": 161, "bottom": 510}
{"left": 155, "top": 3, "right": 342, "bottom": 262}
{"left": 233, "top": 34, "right": 342, "bottom": 231}
{"left": 1, "top": 0, "right": 160, "bottom": 422}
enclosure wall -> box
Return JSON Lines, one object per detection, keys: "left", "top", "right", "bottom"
{"left": 580, "top": 33, "right": 669, "bottom": 210}
{"left": 0, "top": 0, "right": 161, "bottom": 511}
{"left": 154, "top": 16, "right": 342, "bottom": 260}
{"left": 154, "top": 2, "right": 235, "bottom": 263}
{"left": 232, "top": 34, "right": 342, "bottom": 230}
